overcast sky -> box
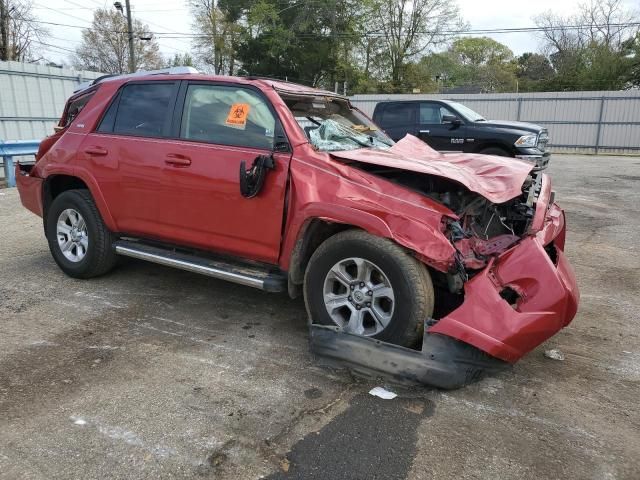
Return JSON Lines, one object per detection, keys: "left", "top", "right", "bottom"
{"left": 34, "top": 0, "right": 637, "bottom": 67}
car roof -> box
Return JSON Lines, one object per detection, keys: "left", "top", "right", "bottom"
{"left": 92, "top": 71, "right": 345, "bottom": 100}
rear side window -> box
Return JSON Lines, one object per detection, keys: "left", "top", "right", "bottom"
{"left": 60, "top": 90, "right": 96, "bottom": 128}
{"left": 108, "top": 83, "right": 175, "bottom": 137}
{"left": 179, "top": 84, "right": 276, "bottom": 150}
{"left": 378, "top": 103, "right": 415, "bottom": 127}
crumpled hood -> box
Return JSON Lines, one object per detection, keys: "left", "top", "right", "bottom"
{"left": 330, "top": 134, "right": 534, "bottom": 204}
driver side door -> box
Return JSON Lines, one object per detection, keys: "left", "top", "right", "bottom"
{"left": 418, "top": 102, "right": 466, "bottom": 152}
{"left": 154, "top": 81, "right": 292, "bottom": 264}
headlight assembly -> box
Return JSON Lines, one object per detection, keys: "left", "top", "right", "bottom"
{"left": 514, "top": 134, "right": 538, "bottom": 148}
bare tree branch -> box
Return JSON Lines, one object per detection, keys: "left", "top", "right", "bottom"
{"left": 0, "top": 0, "right": 48, "bottom": 61}
{"left": 72, "top": 9, "right": 164, "bottom": 74}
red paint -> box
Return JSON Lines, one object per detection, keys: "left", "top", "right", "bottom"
{"left": 16, "top": 73, "right": 578, "bottom": 363}
{"left": 15, "top": 166, "right": 43, "bottom": 216}
{"left": 430, "top": 207, "right": 579, "bottom": 362}
{"left": 331, "top": 134, "right": 534, "bottom": 204}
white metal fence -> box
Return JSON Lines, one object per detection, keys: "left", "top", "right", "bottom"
{"left": 351, "top": 91, "right": 640, "bottom": 155}
{"left": 1, "top": 61, "right": 639, "bottom": 155}
{"left": 0, "top": 61, "right": 102, "bottom": 141}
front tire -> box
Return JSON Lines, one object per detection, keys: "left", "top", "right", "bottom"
{"left": 304, "top": 230, "right": 434, "bottom": 347}
{"left": 46, "top": 189, "right": 117, "bottom": 279}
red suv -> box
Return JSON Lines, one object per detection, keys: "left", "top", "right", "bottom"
{"left": 16, "top": 68, "right": 578, "bottom": 369}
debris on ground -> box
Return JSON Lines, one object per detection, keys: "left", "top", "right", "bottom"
{"left": 368, "top": 386, "right": 397, "bottom": 399}
{"left": 544, "top": 349, "right": 565, "bottom": 361}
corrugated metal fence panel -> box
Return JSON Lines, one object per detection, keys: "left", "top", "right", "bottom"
{"left": 350, "top": 90, "right": 640, "bottom": 154}
{"left": 0, "top": 61, "right": 102, "bottom": 141}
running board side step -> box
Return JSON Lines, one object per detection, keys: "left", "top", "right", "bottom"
{"left": 114, "top": 240, "right": 287, "bottom": 292}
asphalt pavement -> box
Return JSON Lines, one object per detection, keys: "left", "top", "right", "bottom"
{"left": 0, "top": 154, "right": 639, "bottom": 479}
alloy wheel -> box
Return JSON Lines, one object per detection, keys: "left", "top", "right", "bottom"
{"left": 322, "top": 257, "right": 395, "bottom": 336}
{"left": 56, "top": 208, "right": 89, "bottom": 263}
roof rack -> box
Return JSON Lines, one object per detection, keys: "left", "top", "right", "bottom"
{"left": 242, "top": 75, "right": 302, "bottom": 85}
{"left": 74, "top": 66, "right": 199, "bottom": 93}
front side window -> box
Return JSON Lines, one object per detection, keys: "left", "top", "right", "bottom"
{"left": 111, "top": 83, "right": 175, "bottom": 137}
{"left": 447, "top": 102, "right": 486, "bottom": 122}
{"left": 180, "top": 84, "right": 276, "bottom": 150}
{"left": 420, "top": 103, "right": 457, "bottom": 124}
{"left": 283, "top": 95, "right": 393, "bottom": 152}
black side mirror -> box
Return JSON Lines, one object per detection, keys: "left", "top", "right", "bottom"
{"left": 442, "top": 114, "right": 461, "bottom": 125}
{"left": 240, "top": 154, "right": 275, "bottom": 199}
{"left": 273, "top": 140, "right": 290, "bottom": 153}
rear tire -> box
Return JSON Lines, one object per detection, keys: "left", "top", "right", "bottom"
{"left": 46, "top": 189, "right": 117, "bottom": 279}
{"left": 304, "top": 230, "right": 434, "bottom": 347}
{"left": 479, "top": 146, "right": 511, "bottom": 157}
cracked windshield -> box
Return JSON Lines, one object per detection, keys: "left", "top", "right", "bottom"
{"left": 283, "top": 96, "right": 393, "bottom": 152}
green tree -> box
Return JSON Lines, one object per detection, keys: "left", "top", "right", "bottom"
{"left": 234, "top": 0, "right": 363, "bottom": 88}
{"left": 623, "top": 33, "right": 640, "bottom": 88}
{"left": 516, "top": 53, "right": 555, "bottom": 92}
{"left": 447, "top": 37, "right": 517, "bottom": 92}
{"left": 413, "top": 37, "right": 517, "bottom": 93}
{"left": 166, "top": 52, "right": 195, "bottom": 68}
{"left": 534, "top": 0, "right": 639, "bottom": 90}
{"left": 449, "top": 37, "right": 513, "bottom": 66}
{"left": 189, "top": 0, "right": 246, "bottom": 75}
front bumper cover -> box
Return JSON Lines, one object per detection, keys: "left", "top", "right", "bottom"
{"left": 429, "top": 205, "right": 579, "bottom": 363}
{"left": 309, "top": 324, "right": 508, "bottom": 389}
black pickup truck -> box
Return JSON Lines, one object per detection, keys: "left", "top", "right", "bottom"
{"left": 372, "top": 100, "right": 550, "bottom": 170}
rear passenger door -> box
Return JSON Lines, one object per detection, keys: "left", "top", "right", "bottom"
{"left": 375, "top": 103, "right": 417, "bottom": 141}
{"left": 80, "top": 81, "right": 181, "bottom": 239}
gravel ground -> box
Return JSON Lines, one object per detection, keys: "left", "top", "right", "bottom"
{"left": 0, "top": 154, "right": 639, "bottom": 479}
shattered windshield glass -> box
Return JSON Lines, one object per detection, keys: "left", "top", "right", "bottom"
{"left": 282, "top": 95, "right": 393, "bottom": 152}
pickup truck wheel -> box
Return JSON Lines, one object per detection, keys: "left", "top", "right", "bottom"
{"left": 479, "top": 146, "right": 511, "bottom": 157}
{"left": 46, "top": 189, "right": 117, "bottom": 279}
{"left": 304, "top": 230, "right": 434, "bottom": 347}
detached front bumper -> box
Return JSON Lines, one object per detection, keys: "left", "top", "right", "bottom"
{"left": 429, "top": 204, "right": 579, "bottom": 363}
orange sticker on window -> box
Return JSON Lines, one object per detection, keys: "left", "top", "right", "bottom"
{"left": 225, "top": 103, "right": 251, "bottom": 129}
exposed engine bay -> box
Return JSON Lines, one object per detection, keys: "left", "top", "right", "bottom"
{"left": 352, "top": 163, "right": 544, "bottom": 287}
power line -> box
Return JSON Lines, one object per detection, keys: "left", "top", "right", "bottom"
{"left": 33, "top": 3, "right": 92, "bottom": 25}
{"left": 34, "top": 3, "right": 193, "bottom": 48}
{"left": 29, "top": 18, "right": 639, "bottom": 37}
{"left": 33, "top": 40, "right": 77, "bottom": 54}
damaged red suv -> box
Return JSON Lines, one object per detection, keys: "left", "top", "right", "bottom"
{"left": 16, "top": 68, "right": 579, "bottom": 387}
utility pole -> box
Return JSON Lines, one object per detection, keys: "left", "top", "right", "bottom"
{"left": 124, "top": 0, "right": 135, "bottom": 72}
{"left": 114, "top": 1, "right": 135, "bottom": 72}
{"left": 0, "top": 0, "right": 9, "bottom": 62}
